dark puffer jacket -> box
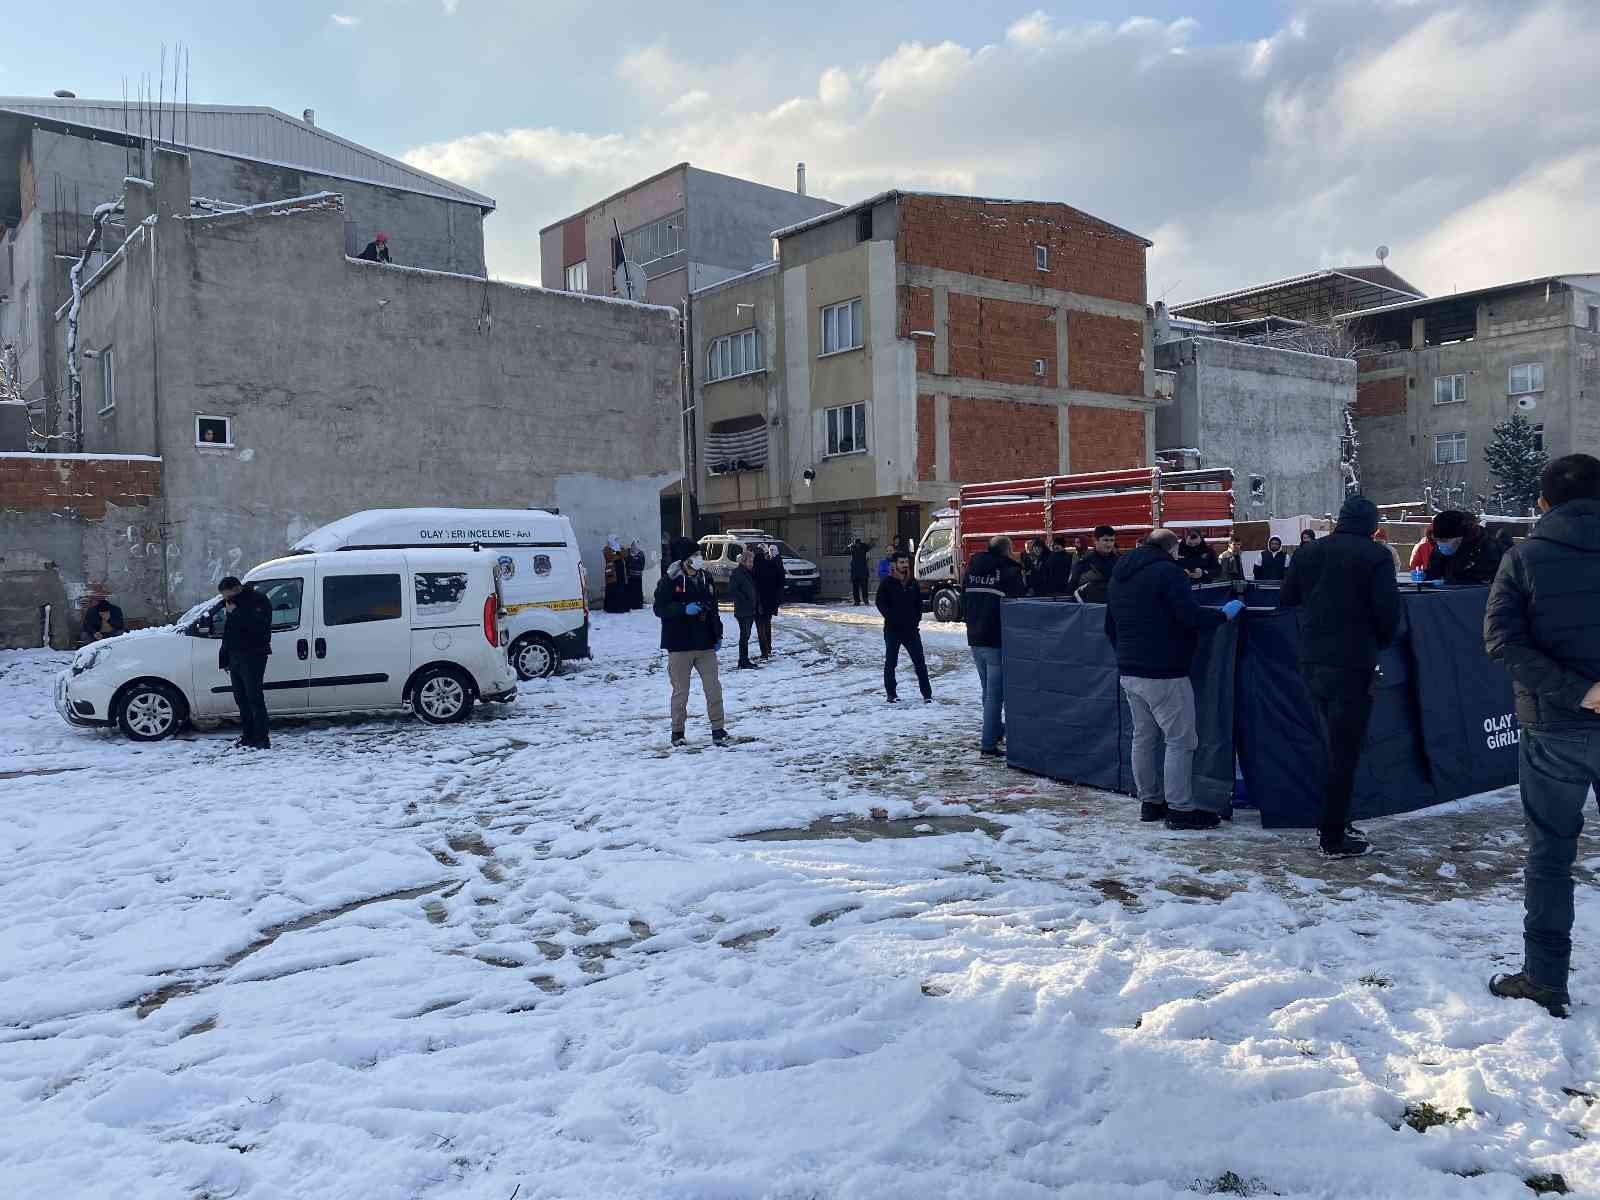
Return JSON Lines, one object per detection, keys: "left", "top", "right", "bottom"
{"left": 962, "top": 549, "right": 1026, "bottom": 648}
{"left": 1484, "top": 499, "right": 1600, "bottom": 730}
{"left": 219, "top": 584, "right": 273, "bottom": 668}
{"left": 1069, "top": 550, "right": 1118, "bottom": 604}
{"left": 1425, "top": 526, "right": 1504, "bottom": 585}
{"left": 875, "top": 575, "right": 923, "bottom": 634}
{"left": 1277, "top": 497, "right": 1402, "bottom": 675}
{"left": 1104, "top": 543, "right": 1227, "bottom": 678}
{"left": 653, "top": 564, "right": 723, "bottom": 652}
{"left": 1176, "top": 539, "right": 1220, "bottom": 584}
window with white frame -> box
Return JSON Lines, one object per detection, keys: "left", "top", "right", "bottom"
{"left": 1433, "top": 373, "right": 1465, "bottom": 405}
{"left": 706, "top": 328, "right": 761, "bottom": 382}
{"left": 1434, "top": 431, "right": 1467, "bottom": 465}
{"left": 563, "top": 261, "right": 588, "bottom": 293}
{"left": 196, "top": 415, "right": 232, "bottom": 447}
{"left": 825, "top": 402, "right": 867, "bottom": 456}
{"left": 1035, "top": 244, "right": 1049, "bottom": 271}
{"left": 97, "top": 347, "right": 115, "bottom": 414}
{"left": 1508, "top": 362, "right": 1545, "bottom": 395}
{"left": 621, "top": 211, "right": 685, "bottom": 273}
{"left": 820, "top": 298, "right": 863, "bottom": 355}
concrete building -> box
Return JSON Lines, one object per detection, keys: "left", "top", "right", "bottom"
{"left": 538, "top": 163, "right": 839, "bottom": 309}
{"left": 10, "top": 147, "right": 680, "bottom": 633}
{"left": 691, "top": 190, "right": 1161, "bottom": 595}
{"left": 0, "top": 95, "right": 494, "bottom": 439}
{"left": 1348, "top": 275, "right": 1600, "bottom": 506}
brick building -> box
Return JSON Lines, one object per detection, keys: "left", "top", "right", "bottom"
{"left": 690, "top": 191, "right": 1159, "bottom": 595}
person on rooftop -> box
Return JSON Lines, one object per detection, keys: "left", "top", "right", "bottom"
{"left": 358, "top": 231, "right": 392, "bottom": 263}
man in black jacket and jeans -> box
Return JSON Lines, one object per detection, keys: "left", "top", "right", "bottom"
{"left": 963, "top": 536, "right": 1026, "bottom": 755}
{"left": 847, "top": 538, "right": 874, "bottom": 606}
{"left": 218, "top": 576, "right": 274, "bottom": 749}
{"left": 654, "top": 537, "right": 728, "bottom": 746}
{"left": 877, "top": 552, "right": 932, "bottom": 704}
{"left": 1277, "top": 496, "right": 1401, "bottom": 856}
{"left": 1483, "top": 453, "right": 1600, "bottom": 1018}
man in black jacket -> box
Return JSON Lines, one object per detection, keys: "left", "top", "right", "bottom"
{"left": 1277, "top": 496, "right": 1401, "bottom": 856}
{"left": 218, "top": 576, "right": 274, "bottom": 749}
{"left": 1176, "top": 530, "right": 1220, "bottom": 584}
{"left": 752, "top": 543, "right": 785, "bottom": 660}
{"left": 847, "top": 538, "right": 874, "bottom": 606}
{"left": 877, "top": 553, "right": 932, "bottom": 703}
{"left": 728, "top": 548, "right": 762, "bottom": 670}
{"left": 654, "top": 537, "right": 727, "bottom": 746}
{"left": 1425, "top": 509, "right": 1504, "bottom": 585}
{"left": 1040, "top": 534, "right": 1075, "bottom": 597}
{"left": 1069, "top": 526, "right": 1119, "bottom": 603}
{"left": 1483, "top": 453, "right": 1600, "bottom": 1018}
{"left": 1105, "top": 530, "right": 1241, "bottom": 828}
{"left": 963, "top": 536, "right": 1026, "bottom": 755}
{"left": 1254, "top": 536, "right": 1288, "bottom": 582}
{"left": 81, "top": 597, "right": 126, "bottom": 642}
{"left": 357, "top": 231, "right": 392, "bottom": 262}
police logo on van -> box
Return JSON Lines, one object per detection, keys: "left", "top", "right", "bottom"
{"left": 496, "top": 555, "right": 516, "bottom": 580}
{"left": 534, "top": 555, "right": 553, "bottom": 576}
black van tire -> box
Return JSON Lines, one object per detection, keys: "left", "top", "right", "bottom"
{"left": 411, "top": 666, "right": 475, "bottom": 724}
{"left": 510, "top": 633, "right": 559, "bottom": 680}
{"left": 115, "top": 680, "right": 186, "bottom": 741}
{"left": 933, "top": 588, "right": 962, "bottom": 623}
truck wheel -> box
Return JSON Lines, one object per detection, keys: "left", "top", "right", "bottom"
{"left": 116, "top": 681, "right": 184, "bottom": 741}
{"left": 511, "top": 633, "right": 559, "bottom": 680}
{"left": 412, "top": 666, "right": 475, "bottom": 724}
{"left": 933, "top": 589, "right": 962, "bottom": 623}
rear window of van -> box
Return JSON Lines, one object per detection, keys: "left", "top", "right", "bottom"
{"left": 414, "top": 571, "right": 470, "bottom": 617}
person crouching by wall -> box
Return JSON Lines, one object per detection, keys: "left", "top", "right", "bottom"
{"left": 654, "top": 537, "right": 727, "bottom": 747}
{"left": 878, "top": 552, "right": 932, "bottom": 704}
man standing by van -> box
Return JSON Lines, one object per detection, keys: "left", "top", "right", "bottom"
{"left": 654, "top": 537, "right": 728, "bottom": 747}
{"left": 218, "top": 576, "right": 273, "bottom": 750}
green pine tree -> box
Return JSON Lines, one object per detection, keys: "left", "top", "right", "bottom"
{"left": 1483, "top": 412, "right": 1548, "bottom": 515}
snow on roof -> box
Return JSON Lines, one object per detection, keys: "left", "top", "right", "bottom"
{"left": 0, "top": 96, "right": 494, "bottom": 211}
{"left": 293, "top": 508, "right": 575, "bottom": 553}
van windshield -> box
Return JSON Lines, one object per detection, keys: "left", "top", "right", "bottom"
{"left": 761, "top": 542, "right": 803, "bottom": 559}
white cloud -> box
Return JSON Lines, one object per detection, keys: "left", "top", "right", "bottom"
{"left": 330, "top": 13, "right": 360, "bottom": 26}
{"left": 442, "top": 0, "right": 461, "bottom": 13}
{"left": 406, "top": 1, "right": 1600, "bottom": 297}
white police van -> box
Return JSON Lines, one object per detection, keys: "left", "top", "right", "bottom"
{"left": 295, "top": 508, "right": 590, "bottom": 679}
{"left": 697, "top": 529, "right": 820, "bottom": 600}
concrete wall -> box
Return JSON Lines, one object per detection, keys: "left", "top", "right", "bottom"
{"left": 1156, "top": 336, "right": 1350, "bottom": 519}
{"left": 684, "top": 166, "right": 838, "bottom": 288}
{"left": 62, "top": 151, "right": 681, "bottom": 612}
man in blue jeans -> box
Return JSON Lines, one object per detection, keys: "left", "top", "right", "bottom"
{"left": 962, "top": 535, "right": 1026, "bottom": 755}
{"left": 1484, "top": 453, "right": 1600, "bottom": 1018}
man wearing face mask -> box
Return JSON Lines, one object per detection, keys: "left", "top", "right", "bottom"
{"left": 1423, "top": 509, "right": 1504, "bottom": 585}
{"left": 654, "top": 537, "right": 728, "bottom": 747}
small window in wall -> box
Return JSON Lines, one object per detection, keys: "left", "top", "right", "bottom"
{"left": 1033, "top": 358, "right": 1047, "bottom": 378}
{"left": 825, "top": 401, "right": 867, "bottom": 456}
{"left": 196, "top": 415, "right": 232, "bottom": 446}
{"left": 856, "top": 209, "right": 873, "bottom": 243}
{"left": 1035, "top": 245, "right": 1049, "bottom": 272}
{"left": 1433, "top": 373, "right": 1465, "bottom": 405}
{"left": 1533, "top": 424, "right": 1545, "bottom": 454}
{"left": 1434, "top": 431, "right": 1467, "bottom": 465}
{"left": 97, "top": 347, "right": 116, "bottom": 414}
{"left": 17, "top": 282, "right": 29, "bottom": 348}
{"left": 1508, "top": 362, "right": 1545, "bottom": 395}
{"left": 820, "top": 297, "right": 863, "bottom": 355}
{"left": 821, "top": 511, "right": 851, "bottom": 557}
{"left": 1589, "top": 305, "right": 1599, "bottom": 333}
{"left": 564, "top": 261, "right": 588, "bottom": 293}
{"left": 706, "top": 328, "right": 762, "bottom": 382}
{"left": 322, "top": 574, "right": 403, "bottom": 625}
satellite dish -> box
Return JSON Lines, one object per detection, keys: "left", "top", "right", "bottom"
{"left": 614, "top": 261, "right": 648, "bottom": 301}
{"left": 1375, "top": 245, "right": 1390, "bottom": 263}
{"left": 1516, "top": 395, "right": 1537, "bottom": 411}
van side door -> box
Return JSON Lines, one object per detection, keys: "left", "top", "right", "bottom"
{"left": 311, "top": 563, "right": 408, "bottom": 710}
{"left": 190, "top": 577, "right": 313, "bottom": 716}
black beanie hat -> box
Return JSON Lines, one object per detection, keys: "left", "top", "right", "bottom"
{"left": 1431, "top": 510, "right": 1473, "bottom": 539}
{"left": 1337, "top": 495, "right": 1380, "bottom": 537}
{"left": 669, "top": 536, "right": 698, "bottom": 563}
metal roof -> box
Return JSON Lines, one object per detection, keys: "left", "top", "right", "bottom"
{"left": 770, "top": 189, "right": 1153, "bottom": 247}
{"left": 0, "top": 97, "right": 494, "bottom": 210}
{"left": 1172, "top": 266, "right": 1423, "bottom": 325}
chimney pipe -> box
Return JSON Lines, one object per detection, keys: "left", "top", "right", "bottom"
{"left": 796, "top": 162, "right": 806, "bottom": 197}
{"left": 303, "top": 109, "right": 316, "bottom": 126}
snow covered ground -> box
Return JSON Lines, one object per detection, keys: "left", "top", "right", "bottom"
{"left": 1, "top": 606, "right": 1596, "bottom": 1199}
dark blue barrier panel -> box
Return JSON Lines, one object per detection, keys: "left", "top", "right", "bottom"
{"left": 1002, "top": 600, "right": 1125, "bottom": 791}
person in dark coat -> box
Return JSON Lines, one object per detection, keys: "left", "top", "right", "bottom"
{"left": 963, "top": 536, "right": 1026, "bottom": 755}
{"left": 1483, "top": 453, "right": 1600, "bottom": 1018}
{"left": 1277, "top": 496, "right": 1402, "bottom": 857}
{"left": 1176, "top": 530, "right": 1221, "bottom": 584}
{"left": 1018, "top": 538, "right": 1048, "bottom": 596}
{"left": 625, "top": 541, "right": 647, "bottom": 610}
{"left": 357, "top": 231, "right": 392, "bottom": 262}
{"left": 1069, "top": 526, "right": 1119, "bottom": 603}
{"left": 847, "top": 538, "right": 874, "bottom": 606}
{"left": 751, "top": 542, "right": 785, "bottom": 659}
{"left": 728, "top": 547, "right": 762, "bottom": 670}
{"left": 1299, "top": 529, "right": 1318, "bottom": 547}
{"left": 1105, "top": 530, "right": 1241, "bottom": 829}
{"left": 218, "top": 576, "right": 274, "bottom": 750}
{"left": 602, "top": 535, "right": 630, "bottom": 613}
{"left": 1041, "top": 534, "right": 1075, "bottom": 597}
{"left": 654, "top": 537, "right": 726, "bottom": 746}
{"left": 1217, "top": 536, "right": 1248, "bottom": 586}
{"left": 1424, "top": 509, "right": 1504, "bottom": 585}
{"left": 81, "top": 597, "right": 126, "bottom": 642}
{"left": 877, "top": 552, "right": 932, "bottom": 704}
{"left": 1254, "top": 536, "right": 1288, "bottom": 581}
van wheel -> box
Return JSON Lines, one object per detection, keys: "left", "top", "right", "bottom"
{"left": 511, "top": 634, "right": 559, "bottom": 680}
{"left": 412, "top": 666, "right": 474, "bottom": 724}
{"left": 933, "top": 589, "right": 962, "bottom": 623}
{"left": 116, "top": 681, "right": 184, "bottom": 741}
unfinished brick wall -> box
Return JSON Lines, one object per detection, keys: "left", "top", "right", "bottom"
{"left": 900, "top": 285, "right": 935, "bottom": 373}
{"left": 1068, "top": 407, "right": 1145, "bottom": 473}
{"left": 1355, "top": 372, "right": 1407, "bottom": 418}
{"left": 0, "top": 454, "right": 163, "bottom": 518}
{"left": 916, "top": 395, "right": 937, "bottom": 480}
{"left": 948, "top": 399, "right": 1059, "bottom": 482}
{"left": 1068, "top": 312, "right": 1145, "bottom": 395}
{"left": 943, "top": 296, "right": 1058, "bottom": 387}
{"left": 897, "top": 194, "right": 1147, "bottom": 306}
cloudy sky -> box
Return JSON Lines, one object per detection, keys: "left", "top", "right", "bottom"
{"left": 6, "top": 0, "right": 1598, "bottom": 300}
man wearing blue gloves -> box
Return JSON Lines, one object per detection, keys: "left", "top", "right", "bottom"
{"left": 1105, "top": 529, "right": 1242, "bottom": 830}
{"left": 654, "top": 536, "right": 728, "bottom": 747}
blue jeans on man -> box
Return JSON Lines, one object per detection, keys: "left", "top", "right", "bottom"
{"left": 972, "top": 646, "right": 1004, "bottom": 752}
{"left": 1519, "top": 726, "right": 1600, "bottom": 1000}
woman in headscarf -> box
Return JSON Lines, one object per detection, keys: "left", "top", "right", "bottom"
{"left": 603, "top": 535, "right": 630, "bottom": 613}
{"left": 625, "top": 540, "right": 647, "bottom": 610}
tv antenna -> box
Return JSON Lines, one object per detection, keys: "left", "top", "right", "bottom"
{"left": 1375, "top": 245, "right": 1390, "bottom": 264}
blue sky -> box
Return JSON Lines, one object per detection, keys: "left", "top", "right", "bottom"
{"left": 5, "top": 1, "right": 1597, "bottom": 295}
